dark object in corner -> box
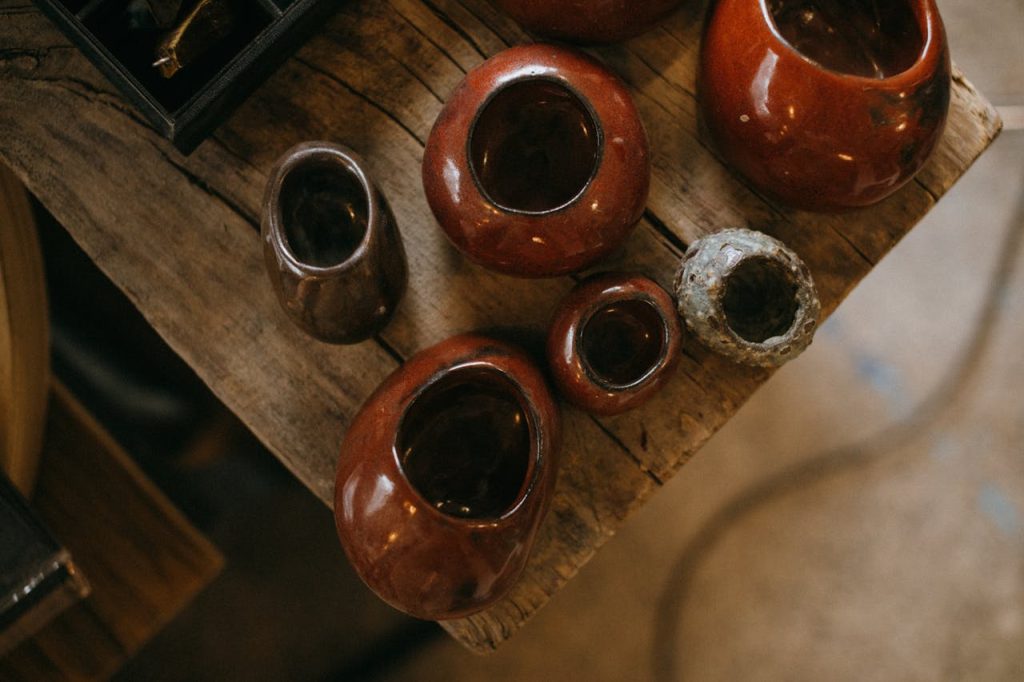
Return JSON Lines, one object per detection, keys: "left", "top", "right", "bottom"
{"left": 0, "top": 472, "right": 89, "bottom": 657}
{"left": 30, "top": 0, "right": 340, "bottom": 153}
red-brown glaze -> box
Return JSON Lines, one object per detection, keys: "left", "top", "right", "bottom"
{"left": 492, "top": 0, "right": 684, "bottom": 44}
{"left": 423, "top": 44, "right": 650, "bottom": 278}
{"left": 334, "top": 334, "right": 561, "bottom": 620}
{"left": 700, "top": 0, "right": 951, "bottom": 212}
{"left": 547, "top": 273, "right": 682, "bottom": 416}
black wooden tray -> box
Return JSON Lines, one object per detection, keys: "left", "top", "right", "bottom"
{"left": 31, "top": 0, "right": 336, "bottom": 153}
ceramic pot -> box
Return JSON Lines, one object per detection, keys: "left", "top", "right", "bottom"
{"left": 675, "top": 229, "right": 820, "bottom": 367}
{"left": 262, "top": 142, "right": 407, "bottom": 344}
{"left": 547, "top": 273, "right": 682, "bottom": 416}
{"left": 700, "top": 0, "right": 951, "bottom": 212}
{"left": 423, "top": 44, "right": 650, "bottom": 278}
{"left": 492, "top": 0, "right": 683, "bottom": 44}
{"left": 334, "top": 334, "right": 561, "bottom": 620}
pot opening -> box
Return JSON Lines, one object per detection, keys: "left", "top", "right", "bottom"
{"left": 722, "top": 257, "right": 800, "bottom": 343}
{"left": 581, "top": 298, "right": 667, "bottom": 389}
{"left": 398, "top": 367, "right": 533, "bottom": 520}
{"left": 768, "top": 0, "right": 924, "bottom": 79}
{"left": 469, "top": 77, "right": 602, "bottom": 214}
{"left": 279, "top": 158, "right": 369, "bottom": 268}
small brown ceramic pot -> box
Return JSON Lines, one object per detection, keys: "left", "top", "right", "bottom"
{"left": 334, "top": 334, "right": 561, "bottom": 620}
{"left": 262, "top": 142, "right": 407, "bottom": 344}
{"left": 700, "top": 0, "right": 951, "bottom": 212}
{"left": 547, "top": 273, "right": 683, "bottom": 416}
{"left": 674, "top": 229, "right": 820, "bottom": 368}
{"left": 492, "top": 0, "right": 684, "bottom": 44}
{"left": 422, "top": 44, "right": 650, "bottom": 278}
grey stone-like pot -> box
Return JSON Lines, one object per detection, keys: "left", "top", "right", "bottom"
{"left": 674, "top": 228, "right": 820, "bottom": 368}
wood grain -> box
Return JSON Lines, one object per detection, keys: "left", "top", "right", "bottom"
{"left": 1, "top": 381, "right": 223, "bottom": 680}
{"left": 0, "top": 0, "right": 1001, "bottom": 652}
{"left": 0, "top": 162, "right": 49, "bottom": 496}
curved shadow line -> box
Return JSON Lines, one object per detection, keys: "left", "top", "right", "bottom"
{"left": 651, "top": 163, "right": 1024, "bottom": 681}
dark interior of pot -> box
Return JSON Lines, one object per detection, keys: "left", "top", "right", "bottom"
{"left": 398, "top": 367, "right": 532, "bottom": 519}
{"left": 280, "top": 159, "right": 368, "bottom": 267}
{"left": 768, "top": 0, "right": 924, "bottom": 79}
{"left": 581, "top": 298, "right": 666, "bottom": 389}
{"left": 469, "top": 78, "right": 601, "bottom": 214}
{"left": 722, "top": 257, "right": 800, "bottom": 343}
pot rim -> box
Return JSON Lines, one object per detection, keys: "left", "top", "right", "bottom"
{"left": 575, "top": 291, "right": 673, "bottom": 393}
{"left": 757, "top": 0, "right": 943, "bottom": 87}
{"left": 391, "top": 358, "right": 546, "bottom": 529}
{"left": 708, "top": 238, "right": 817, "bottom": 354}
{"left": 465, "top": 73, "right": 606, "bottom": 217}
{"left": 265, "top": 141, "right": 378, "bottom": 277}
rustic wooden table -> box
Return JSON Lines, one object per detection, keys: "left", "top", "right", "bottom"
{"left": 0, "top": 0, "right": 1001, "bottom": 653}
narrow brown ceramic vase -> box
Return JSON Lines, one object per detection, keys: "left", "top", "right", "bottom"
{"left": 262, "top": 142, "right": 407, "bottom": 344}
{"left": 492, "top": 0, "right": 684, "bottom": 44}
{"left": 547, "top": 273, "right": 683, "bottom": 416}
{"left": 700, "top": 0, "right": 951, "bottom": 212}
{"left": 423, "top": 44, "right": 650, "bottom": 278}
{"left": 674, "top": 229, "right": 820, "bottom": 368}
{"left": 334, "top": 334, "right": 561, "bottom": 620}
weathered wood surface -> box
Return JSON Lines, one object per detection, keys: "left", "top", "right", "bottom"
{"left": 0, "top": 0, "right": 1001, "bottom": 651}
{"left": 1, "top": 382, "right": 223, "bottom": 680}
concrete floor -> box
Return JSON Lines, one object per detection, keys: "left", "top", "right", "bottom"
{"left": 383, "top": 1, "right": 1024, "bottom": 679}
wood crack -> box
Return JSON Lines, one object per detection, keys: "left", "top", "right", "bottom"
{"left": 293, "top": 55, "right": 427, "bottom": 146}
{"left": 373, "top": 334, "right": 406, "bottom": 364}
{"left": 450, "top": 0, "right": 512, "bottom": 49}
{"left": 147, "top": 140, "right": 259, "bottom": 226}
{"left": 913, "top": 176, "right": 940, "bottom": 204}
{"left": 420, "top": 0, "right": 488, "bottom": 61}
{"left": 643, "top": 208, "right": 689, "bottom": 253}
{"left": 588, "top": 414, "right": 665, "bottom": 487}
{"left": 388, "top": 0, "right": 469, "bottom": 76}
{"left": 393, "top": 54, "right": 446, "bottom": 104}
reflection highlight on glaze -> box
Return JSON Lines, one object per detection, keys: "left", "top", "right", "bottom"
{"left": 752, "top": 52, "right": 780, "bottom": 121}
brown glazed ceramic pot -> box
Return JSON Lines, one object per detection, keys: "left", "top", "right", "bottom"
{"left": 422, "top": 44, "right": 650, "bottom": 278}
{"left": 492, "top": 0, "right": 684, "bottom": 44}
{"left": 674, "top": 228, "right": 820, "bottom": 368}
{"left": 262, "top": 142, "right": 407, "bottom": 344}
{"left": 700, "top": 0, "right": 951, "bottom": 212}
{"left": 547, "top": 273, "right": 683, "bottom": 416}
{"left": 334, "top": 334, "right": 561, "bottom": 620}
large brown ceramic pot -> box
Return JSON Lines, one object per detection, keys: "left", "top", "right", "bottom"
{"left": 492, "top": 0, "right": 684, "bottom": 44}
{"left": 423, "top": 44, "right": 650, "bottom": 278}
{"left": 674, "top": 229, "right": 820, "bottom": 368}
{"left": 700, "top": 0, "right": 951, "bottom": 212}
{"left": 263, "top": 142, "right": 407, "bottom": 344}
{"left": 334, "top": 334, "right": 561, "bottom": 620}
{"left": 547, "top": 273, "right": 683, "bottom": 416}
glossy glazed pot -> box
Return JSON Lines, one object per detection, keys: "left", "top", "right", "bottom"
{"left": 263, "top": 142, "right": 407, "bottom": 344}
{"left": 700, "top": 0, "right": 951, "bottom": 212}
{"left": 675, "top": 229, "right": 820, "bottom": 367}
{"left": 492, "top": 0, "right": 684, "bottom": 44}
{"left": 423, "top": 44, "right": 650, "bottom": 278}
{"left": 334, "top": 334, "right": 561, "bottom": 620}
{"left": 547, "top": 273, "right": 682, "bottom": 416}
